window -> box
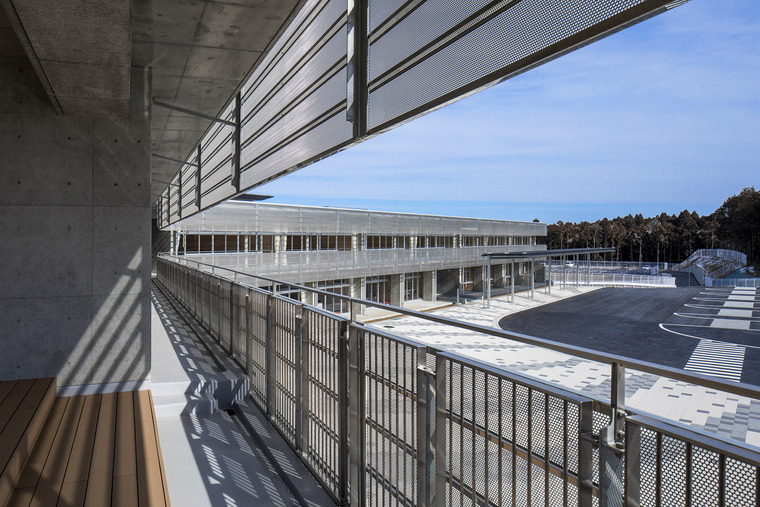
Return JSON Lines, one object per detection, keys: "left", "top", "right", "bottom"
{"left": 462, "top": 267, "right": 476, "bottom": 291}
{"left": 319, "top": 235, "right": 352, "bottom": 251}
{"left": 367, "top": 235, "right": 394, "bottom": 249}
{"left": 317, "top": 279, "right": 351, "bottom": 313}
{"left": 366, "top": 277, "right": 390, "bottom": 303}
{"left": 405, "top": 273, "right": 421, "bottom": 301}
{"left": 184, "top": 234, "right": 199, "bottom": 253}
{"left": 463, "top": 236, "right": 484, "bottom": 247}
{"left": 261, "top": 235, "right": 274, "bottom": 252}
{"left": 199, "top": 234, "right": 213, "bottom": 253}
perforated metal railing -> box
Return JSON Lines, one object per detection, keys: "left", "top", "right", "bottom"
{"left": 156, "top": 255, "right": 760, "bottom": 506}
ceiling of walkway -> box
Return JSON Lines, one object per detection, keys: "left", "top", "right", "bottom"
{"left": 0, "top": 0, "right": 304, "bottom": 203}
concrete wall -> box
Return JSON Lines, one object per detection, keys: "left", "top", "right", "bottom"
{"left": 0, "top": 56, "right": 151, "bottom": 387}
{"left": 437, "top": 269, "right": 459, "bottom": 297}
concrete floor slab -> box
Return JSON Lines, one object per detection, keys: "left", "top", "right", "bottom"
{"left": 150, "top": 283, "right": 336, "bottom": 506}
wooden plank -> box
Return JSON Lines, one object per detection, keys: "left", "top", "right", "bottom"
{"left": 112, "top": 475, "right": 139, "bottom": 507}
{"left": 134, "top": 391, "right": 168, "bottom": 506}
{"left": 0, "top": 381, "right": 18, "bottom": 408}
{"left": 112, "top": 391, "right": 137, "bottom": 507}
{"left": 149, "top": 392, "right": 171, "bottom": 507}
{"left": 0, "top": 378, "right": 55, "bottom": 507}
{"left": 0, "top": 380, "right": 34, "bottom": 437}
{"left": 15, "top": 398, "right": 68, "bottom": 490}
{"left": 29, "top": 395, "right": 85, "bottom": 507}
{"left": 58, "top": 395, "right": 101, "bottom": 507}
{"left": 58, "top": 480, "right": 87, "bottom": 507}
{"left": 83, "top": 392, "right": 116, "bottom": 507}
{"left": 147, "top": 391, "right": 171, "bottom": 507}
{"left": 5, "top": 486, "right": 33, "bottom": 507}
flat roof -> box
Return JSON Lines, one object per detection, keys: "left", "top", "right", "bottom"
{"left": 482, "top": 247, "right": 616, "bottom": 261}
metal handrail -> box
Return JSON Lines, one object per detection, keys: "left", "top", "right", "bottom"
{"left": 156, "top": 255, "right": 760, "bottom": 506}
{"left": 158, "top": 253, "right": 760, "bottom": 400}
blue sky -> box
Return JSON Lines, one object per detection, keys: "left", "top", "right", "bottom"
{"left": 252, "top": 0, "right": 760, "bottom": 224}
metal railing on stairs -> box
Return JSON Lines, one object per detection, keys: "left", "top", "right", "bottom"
{"left": 155, "top": 255, "right": 760, "bottom": 506}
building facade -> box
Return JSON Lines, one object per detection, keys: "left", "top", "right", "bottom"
{"left": 168, "top": 200, "right": 547, "bottom": 311}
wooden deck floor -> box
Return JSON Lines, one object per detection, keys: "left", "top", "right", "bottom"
{"left": 8, "top": 390, "right": 170, "bottom": 507}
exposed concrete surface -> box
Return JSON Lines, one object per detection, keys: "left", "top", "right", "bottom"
{"left": 0, "top": 56, "right": 151, "bottom": 386}
{"left": 2, "top": 0, "right": 132, "bottom": 117}
{"left": 144, "top": 0, "right": 305, "bottom": 202}
{"left": 1, "top": 0, "right": 306, "bottom": 203}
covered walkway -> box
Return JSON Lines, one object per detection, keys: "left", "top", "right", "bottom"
{"left": 150, "top": 282, "right": 335, "bottom": 507}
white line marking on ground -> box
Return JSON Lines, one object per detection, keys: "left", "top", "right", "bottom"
{"left": 684, "top": 340, "right": 745, "bottom": 381}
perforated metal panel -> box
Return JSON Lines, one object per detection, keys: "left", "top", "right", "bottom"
{"left": 441, "top": 355, "right": 593, "bottom": 506}
{"left": 157, "top": 0, "right": 685, "bottom": 227}
{"left": 363, "top": 330, "right": 418, "bottom": 506}
{"left": 633, "top": 420, "right": 760, "bottom": 507}
{"left": 302, "top": 307, "right": 343, "bottom": 497}
{"left": 155, "top": 257, "right": 760, "bottom": 507}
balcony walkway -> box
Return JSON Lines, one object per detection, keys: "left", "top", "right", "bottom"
{"left": 149, "top": 282, "right": 336, "bottom": 507}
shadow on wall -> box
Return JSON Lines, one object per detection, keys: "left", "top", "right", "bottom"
{"left": 0, "top": 55, "right": 152, "bottom": 387}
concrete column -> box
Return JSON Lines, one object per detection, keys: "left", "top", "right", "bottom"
{"left": 351, "top": 277, "right": 366, "bottom": 315}
{"left": 302, "top": 282, "right": 317, "bottom": 307}
{"left": 0, "top": 65, "right": 151, "bottom": 387}
{"left": 473, "top": 265, "right": 485, "bottom": 292}
{"left": 493, "top": 264, "right": 506, "bottom": 288}
{"left": 422, "top": 270, "right": 437, "bottom": 302}
{"left": 390, "top": 273, "right": 404, "bottom": 307}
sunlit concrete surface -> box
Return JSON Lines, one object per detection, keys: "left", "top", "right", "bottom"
{"left": 150, "top": 285, "right": 336, "bottom": 507}
{"left": 375, "top": 286, "right": 760, "bottom": 447}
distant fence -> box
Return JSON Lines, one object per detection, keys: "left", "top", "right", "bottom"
{"left": 550, "top": 271, "right": 675, "bottom": 288}
{"left": 546, "top": 260, "right": 666, "bottom": 274}
{"left": 674, "top": 249, "right": 747, "bottom": 271}
{"left": 709, "top": 278, "right": 760, "bottom": 288}
{"left": 544, "top": 260, "right": 674, "bottom": 288}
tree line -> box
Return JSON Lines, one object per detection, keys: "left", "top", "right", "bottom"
{"left": 544, "top": 187, "right": 760, "bottom": 265}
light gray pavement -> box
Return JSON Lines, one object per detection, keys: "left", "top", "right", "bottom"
{"left": 369, "top": 286, "right": 760, "bottom": 447}
{"left": 150, "top": 284, "right": 336, "bottom": 507}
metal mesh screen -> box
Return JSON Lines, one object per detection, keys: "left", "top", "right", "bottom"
{"left": 363, "top": 330, "right": 418, "bottom": 507}
{"left": 303, "top": 307, "right": 343, "bottom": 497}
{"left": 219, "top": 279, "right": 232, "bottom": 352}
{"left": 159, "top": 0, "right": 681, "bottom": 227}
{"left": 366, "top": 0, "right": 658, "bottom": 131}
{"left": 636, "top": 422, "right": 760, "bottom": 507}
{"left": 231, "top": 284, "right": 247, "bottom": 365}
{"left": 442, "top": 355, "right": 591, "bottom": 506}
{"left": 271, "top": 297, "right": 299, "bottom": 441}
{"left": 248, "top": 289, "right": 269, "bottom": 406}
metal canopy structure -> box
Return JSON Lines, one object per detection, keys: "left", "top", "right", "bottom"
{"left": 155, "top": 0, "right": 693, "bottom": 228}
{"left": 483, "top": 247, "right": 616, "bottom": 262}
{"left": 482, "top": 247, "right": 617, "bottom": 305}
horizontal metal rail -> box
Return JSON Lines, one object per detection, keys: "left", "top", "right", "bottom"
{"left": 155, "top": 256, "right": 760, "bottom": 507}
{"left": 158, "top": 254, "right": 760, "bottom": 400}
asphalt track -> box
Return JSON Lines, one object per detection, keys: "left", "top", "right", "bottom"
{"left": 498, "top": 287, "right": 760, "bottom": 385}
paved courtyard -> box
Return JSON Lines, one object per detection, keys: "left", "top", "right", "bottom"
{"left": 369, "top": 286, "right": 760, "bottom": 446}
